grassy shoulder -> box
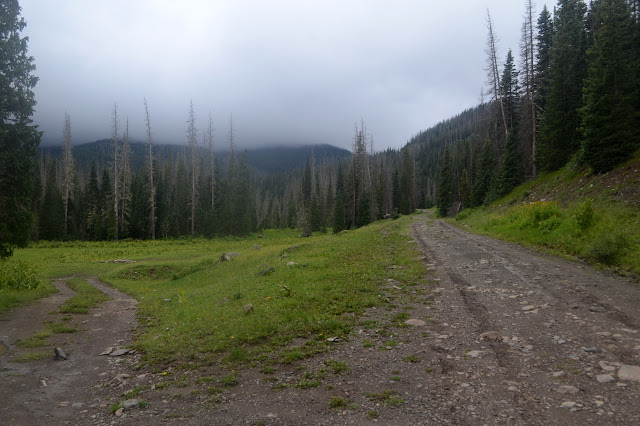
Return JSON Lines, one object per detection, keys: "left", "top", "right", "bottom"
{"left": 6, "top": 215, "right": 427, "bottom": 369}
{"left": 454, "top": 151, "right": 640, "bottom": 276}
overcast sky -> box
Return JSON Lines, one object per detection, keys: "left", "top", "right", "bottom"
{"left": 20, "top": 0, "right": 557, "bottom": 151}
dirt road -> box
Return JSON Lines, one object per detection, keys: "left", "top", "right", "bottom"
{"left": 1, "top": 214, "right": 639, "bottom": 425}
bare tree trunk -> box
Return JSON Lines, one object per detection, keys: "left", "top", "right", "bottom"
{"left": 187, "top": 101, "right": 197, "bottom": 237}
{"left": 62, "top": 112, "right": 73, "bottom": 235}
{"left": 208, "top": 113, "right": 215, "bottom": 209}
{"left": 120, "top": 118, "right": 132, "bottom": 233}
{"left": 112, "top": 103, "right": 119, "bottom": 241}
{"left": 526, "top": 0, "right": 537, "bottom": 177}
{"left": 486, "top": 10, "right": 509, "bottom": 141}
{"left": 144, "top": 98, "right": 156, "bottom": 239}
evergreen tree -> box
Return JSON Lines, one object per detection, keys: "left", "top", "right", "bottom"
{"left": 537, "top": 0, "right": 588, "bottom": 171}
{"left": 580, "top": 0, "right": 639, "bottom": 172}
{"left": 501, "top": 50, "right": 521, "bottom": 132}
{"left": 459, "top": 168, "right": 472, "bottom": 209}
{"left": 356, "top": 189, "right": 371, "bottom": 227}
{"left": 39, "top": 163, "right": 65, "bottom": 240}
{"left": 498, "top": 133, "right": 524, "bottom": 196}
{"left": 437, "top": 146, "right": 454, "bottom": 217}
{"left": 0, "top": 0, "right": 41, "bottom": 257}
{"left": 535, "top": 5, "right": 554, "bottom": 115}
{"left": 473, "top": 140, "right": 496, "bottom": 206}
{"left": 332, "top": 167, "right": 346, "bottom": 233}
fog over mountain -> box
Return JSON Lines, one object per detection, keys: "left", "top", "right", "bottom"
{"left": 22, "top": 0, "right": 556, "bottom": 150}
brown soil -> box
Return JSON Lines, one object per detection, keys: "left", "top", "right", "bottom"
{"left": 2, "top": 213, "right": 640, "bottom": 425}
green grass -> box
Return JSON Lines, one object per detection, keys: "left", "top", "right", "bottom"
{"left": 14, "top": 351, "right": 50, "bottom": 362}
{"left": 5, "top": 216, "right": 427, "bottom": 369}
{"left": 16, "top": 330, "right": 53, "bottom": 348}
{"left": 365, "top": 390, "right": 404, "bottom": 406}
{"left": 46, "top": 321, "right": 77, "bottom": 333}
{"left": 59, "top": 278, "right": 111, "bottom": 314}
{"left": 455, "top": 154, "right": 640, "bottom": 276}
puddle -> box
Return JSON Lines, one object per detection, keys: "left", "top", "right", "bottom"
{"left": 0, "top": 342, "right": 8, "bottom": 356}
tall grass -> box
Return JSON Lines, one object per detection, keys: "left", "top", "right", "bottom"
{"left": 455, "top": 160, "right": 640, "bottom": 275}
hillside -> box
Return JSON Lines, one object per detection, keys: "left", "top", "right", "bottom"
{"left": 454, "top": 149, "right": 640, "bottom": 277}
{"left": 39, "top": 140, "right": 351, "bottom": 176}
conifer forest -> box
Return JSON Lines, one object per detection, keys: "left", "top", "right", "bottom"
{"left": 2, "top": 0, "right": 640, "bottom": 252}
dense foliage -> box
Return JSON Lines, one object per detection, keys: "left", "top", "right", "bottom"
{"left": 0, "top": 0, "right": 41, "bottom": 258}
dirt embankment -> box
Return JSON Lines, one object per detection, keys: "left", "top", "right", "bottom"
{"left": 1, "top": 213, "right": 639, "bottom": 425}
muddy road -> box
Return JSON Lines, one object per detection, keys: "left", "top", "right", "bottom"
{"left": 1, "top": 214, "right": 639, "bottom": 425}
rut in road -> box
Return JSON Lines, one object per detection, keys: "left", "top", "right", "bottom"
{"left": 0, "top": 276, "right": 138, "bottom": 425}
{"left": 409, "top": 213, "right": 640, "bottom": 424}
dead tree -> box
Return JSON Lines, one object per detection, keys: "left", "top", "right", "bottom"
{"left": 187, "top": 101, "right": 198, "bottom": 237}
{"left": 485, "top": 10, "right": 509, "bottom": 141}
{"left": 112, "top": 103, "right": 119, "bottom": 241}
{"left": 61, "top": 112, "right": 73, "bottom": 234}
{"left": 144, "top": 98, "right": 156, "bottom": 239}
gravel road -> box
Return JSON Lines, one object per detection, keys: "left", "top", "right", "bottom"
{"left": 1, "top": 213, "right": 639, "bottom": 425}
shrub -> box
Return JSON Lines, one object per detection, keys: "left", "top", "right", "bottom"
{"left": 0, "top": 260, "right": 39, "bottom": 290}
{"left": 573, "top": 198, "right": 594, "bottom": 232}
{"left": 586, "top": 231, "right": 627, "bottom": 265}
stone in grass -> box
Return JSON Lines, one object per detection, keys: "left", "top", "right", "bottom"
{"left": 54, "top": 348, "right": 67, "bottom": 360}
{"left": 115, "top": 408, "right": 124, "bottom": 417}
{"left": 256, "top": 267, "right": 275, "bottom": 277}
{"left": 617, "top": 365, "right": 640, "bottom": 382}
{"left": 241, "top": 304, "right": 254, "bottom": 315}
{"left": 123, "top": 399, "right": 140, "bottom": 410}
{"left": 405, "top": 319, "right": 427, "bottom": 327}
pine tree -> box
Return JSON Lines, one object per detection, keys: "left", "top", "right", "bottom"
{"left": 473, "top": 140, "right": 496, "bottom": 206}
{"left": 501, "top": 50, "right": 521, "bottom": 133}
{"left": 332, "top": 167, "right": 346, "bottom": 233}
{"left": 498, "top": 133, "right": 524, "bottom": 196}
{"left": 459, "top": 168, "right": 472, "bottom": 209}
{"left": 0, "top": 0, "right": 41, "bottom": 257}
{"left": 437, "top": 146, "right": 454, "bottom": 217}
{"left": 580, "top": 0, "right": 639, "bottom": 172}
{"left": 39, "top": 163, "right": 65, "bottom": 240}
{"left": 536, "top": 5, "right": 554, "bottom": 116}
{"left": 538, "top": 0, "right": 588, "bottom": 171}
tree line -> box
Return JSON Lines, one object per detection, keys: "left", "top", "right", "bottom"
{"left": 436, "top": 0, "right": 640, "bottom": 216}
{"left": 3, "top": 0, "right": 640, "bottom": 256}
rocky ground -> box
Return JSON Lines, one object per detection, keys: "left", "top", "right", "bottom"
{"left": 1, "top": 212, "right": 639, "bottom": 425}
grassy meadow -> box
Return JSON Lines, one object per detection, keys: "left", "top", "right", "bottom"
{"left": 2, "top": 215, "right": 427, "bottom": 369}
{"left": 454, "top": 151, "right": 640, "bottom": 276}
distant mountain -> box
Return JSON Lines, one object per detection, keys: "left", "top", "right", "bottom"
{"left": 39, "top": 140, "right": 351, "bottom": 176}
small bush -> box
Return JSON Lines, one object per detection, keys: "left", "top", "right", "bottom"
{"left": 573, "top": 198, "right": 594, "bottom": 232}
{"left": 586, "top": 231, "right": 628, "bottom": 265}
{"left": 0, "top": 260, "right": 39, "bottom": 290}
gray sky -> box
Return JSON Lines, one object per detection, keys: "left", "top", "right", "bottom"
{"left": 21, "top": 0, "right": 556, "bottom": 151}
